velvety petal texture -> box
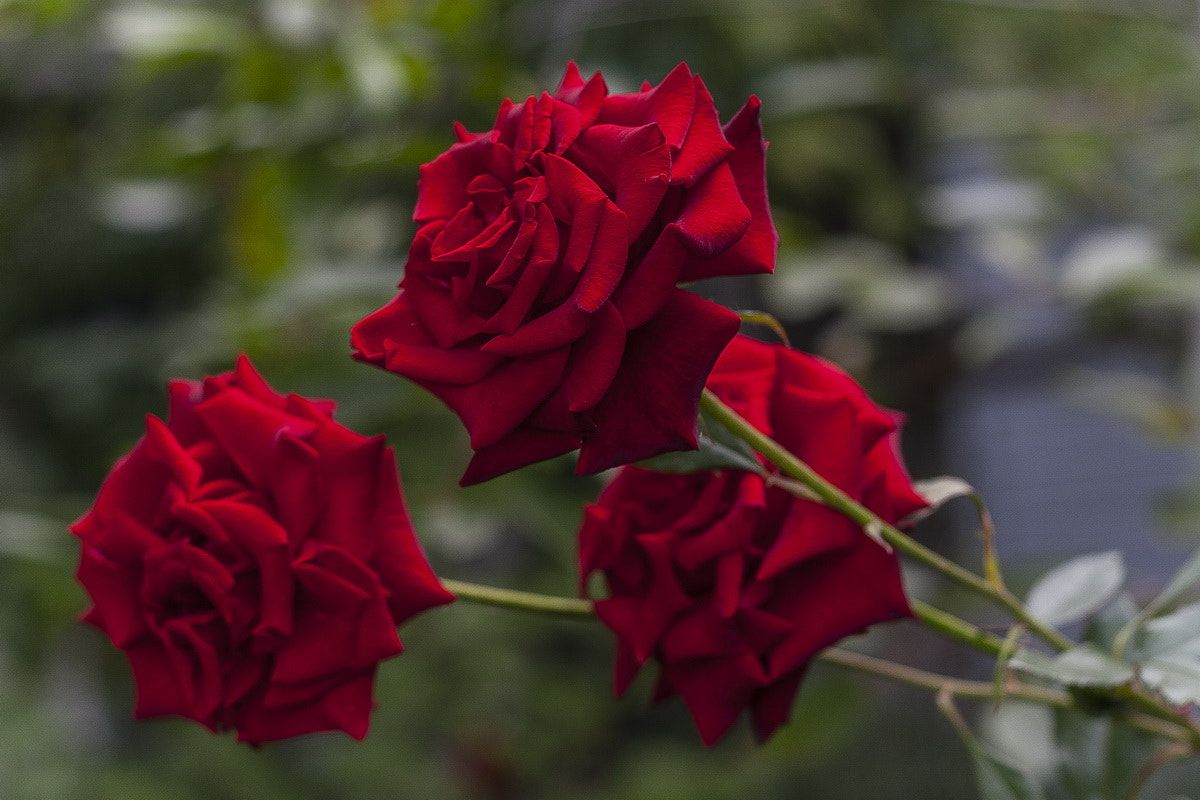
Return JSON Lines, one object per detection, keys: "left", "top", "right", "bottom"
{"left": 71, "top": 355, "right": 454, "bottom": 745}
{"left": 351, "top": 62, "right": 777, "bottom": 485}
{"left": 579, "top": 335, "right": 928, "bottom": 746}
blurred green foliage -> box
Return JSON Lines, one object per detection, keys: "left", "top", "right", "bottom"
{"left": 4, "top": 0, "right": 1200, "bottom": 797}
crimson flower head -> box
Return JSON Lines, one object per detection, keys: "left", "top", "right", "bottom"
{"left": 579, "top": 335, "right": 928, "bottom": 745}
{"left": 351, "top": 62, "right": 778, "bottom": 485}
{"left": 71, "top": 355, "right": 454, "bottom": 744}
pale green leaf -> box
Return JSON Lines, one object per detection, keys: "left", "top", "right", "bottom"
{"left": 1010, "top": 645, "right": 1134, "bottom": 688}
{"left": 1134, "top": 602, "right": 1200, "bottom": 660}
{"left": 964, "top": 736, "right": 1049, "bottom": 800}
{"left": 636, "top": 434, "right": 761, "bottom": 475}
{"left": 1143, "top": 543, "right": 1200, "bottom": 619}
{"left": 1025, "top": 551, "right": 1126, "bottom": 628}
{"left": 1139, "top": 653, "right": 1200, "bottom": 706}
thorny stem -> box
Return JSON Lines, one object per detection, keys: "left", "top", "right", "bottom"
{"left": 831, "top": 649, "right": 1192, "bottom": 745}
{"left": 699, "top": 388, "right": 1075, "bottom": 653}
{"left": 444, "top": 579, "right": 1199, "bottom": 747}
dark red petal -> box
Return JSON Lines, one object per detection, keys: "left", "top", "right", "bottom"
{"left": 76, "top": 539, "right": 147, "bottom": 647}
{"left": 564, "top": 301, "right": 626, "bottom": 413}
{"left": 482, "top": 206, "right": 561, "bottom": 336}
{"left": 555, "top": 62, "right": 608, "bottom": 129}
{"left": 599, "top": 63, "right": 695, "bottom": 151}
{"left": 366, "top": 446, "right": 456, "bottom": 623}
{"left": 458, "top": 428, "right": 581, "bottom": 486}
{"left": 594, "top": 533, "right": 692, "bottom": 661}
{"left": 577, "top": 290, "right": 740, "bottom": 474}
{"left": 755, "top": 498, "right": 858, "bottom": 581}
{"left": 566, "top": 123, "right": 671, "bottom": 241}
{"left": 437, "top": 346, "right": 569, "bottom": 449}
{"left": 750, "top": 667, "right": 807, "bottom": 743}
{"left": 384, "top": 338, "right": 504, "bottom": 385}
{"left": 766, "top": 544, "right": 911, "bottom": 679}
{"left": 480, "top": 302, "right": 591, "bottom": 357}
{"left": 681, "top": 96, "right": 778, "bottom": 280}
{"left": 705, "top": 334, "right": 777, "bottom": 437}
{"left": 669, "top": 75, "right": 734, "bottom": 186}
{"left": 674, "top": 161, "right": 751, "bottom": 256}
{"left": 413, "top": 137, "right": 496, "bottom": 224}
{"left": 197, "top": 499, "right": 293, "bottom": 641}
{"left": 126, "top": 638, "right": 194, "bottom": 720}
{"left": 194, "top": 391, "right": 318, "bottom": 489}
{"left": 611, "top": 225, "right": 688, "bottom": 330}
{"left": 352, "top": 292, "right": 503, "bottom": 384}
{"left": 236, "top": 668, "right": 377, "bottom": 743}
{"left": 540, "top": 153, "right": 630, "bottom": 313}
{"left": 668, "top": 653, "right": 766, "bottom": 746}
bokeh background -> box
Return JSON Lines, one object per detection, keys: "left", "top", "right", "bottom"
{"left": 5, "top": 0, "right": 1200, "bottom": 797}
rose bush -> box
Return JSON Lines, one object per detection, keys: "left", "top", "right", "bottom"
{"left": 578, "top": 335, "right": 929, "bottom": 745}
{"left": 352, "top": 62, "right": 777, "bottom": 485}
{"left": 71, "top": 355, "right": 453, "bottom": 744}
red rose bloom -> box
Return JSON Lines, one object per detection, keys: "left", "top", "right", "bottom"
{"left": 352, "top": 62, "right": 777, "bottom": 485}
{"left": 578, "top": 335, "right": 928, "bottom": 745}
{"left": 71, "top": 355, "right": 453, "bottom": 744}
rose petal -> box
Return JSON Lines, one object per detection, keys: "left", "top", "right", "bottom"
{"left": 437, "top": 346, "right": 569, "bottom": 450}
{"left": 459, "top": 428, "right": 581, "bottom": 487}
{"left": 564, "top": 301, "right": 626, "bottom": 413}
{"left": 669, "top": 75, "right": 734, "bottom": 186}
{"left": 577, "top": 290, "right": 740, "bottom": 474}
{"left": 674, "top": 161, "right": 751, "bottom": 256}
{"left": 599, "top": 62, "right": 696, "bottom": 151}
{"left": 681, "top": 96, "right": 778, "bottom": 280}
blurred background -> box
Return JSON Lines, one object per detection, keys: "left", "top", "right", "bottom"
{"left": 4, "top": 0, "right": 1200, "bottom": 797}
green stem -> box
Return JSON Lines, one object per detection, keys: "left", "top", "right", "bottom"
{"left": 823, "top": 647, "right": 1067, "bottom": 707}
{"left": 910, "top": 598, "right": 1006, "bottom": 656}
{"left": 825, "top": 648, "right": 1193, "bottom": 746}
{"left": 700, "top": 389, "right": 1075, "bottom": 653}
{"left": 442, "top": 579, "right": 594, "bottom": 618}
{"left": 443, "top": 578, "right": 1196, "bottom": 747}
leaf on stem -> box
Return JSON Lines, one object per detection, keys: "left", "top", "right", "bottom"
{"left": 1025, "top": 551, "right": 1126, "bottom": 629}
{"left": 1011, "top": 645, "right": 1135, "bottom": 688}
{"left": 906, "top": 476, "right": 979, "bottom": 521}
{"left": 904, "top": 476, "right": 1003, "bottom": 587}
{"left": 637, "top": 407, "right": 762, "bottom": 474}
{"left": 1113, "top": 542, "right": 1200, "bottom": 658}
{"left": 939, "top": 691, "right": 1049, "bottom": 800}
{"left": 1132, "top": 602, "right": 1200, "bottom": 661}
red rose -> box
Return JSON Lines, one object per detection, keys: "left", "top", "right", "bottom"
{"left": 578, "top": 335, "right": 928, "bottom": 745}
{"left": 71, "top": 355, "right": 453, "bottom": 744}
{"left": 351, "top": 62, "right": 777, "bottom": 485}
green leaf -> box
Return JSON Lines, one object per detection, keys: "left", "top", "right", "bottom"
{"left": 636, "top": 434, "right": 761, "bottom": 475}
{"left": 1052, "top": 710, "right": 1159, "bottom": 800}
{"left": 963, "top": 735, "right": 1049, "bottom": 800}
{"left": 1113, "top": 542, "right": 1200, "bottom": 658}
{"left": 1011, "top": 645, "right": 1135, "bottom": 688}
{"left": 1138, "top": 653, "right": 1200, "bottom": 706}
{"left": 1141, "top": 543, "right": 1200, "bottom": 619}
{"left": 1083, "top": 591, "right": 1138, "bottom": 651}
{"left": 1025, "top": 551, "right": 1126, "bottom": 629}
{"left": 639, "top": 405, "right": 764, "bottom": 475}
{"left": 900, "top": 475, "right": 980, "bottom": 525}
{"left": 1133, "top": 602, "right": 1200, "bottom": 661}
